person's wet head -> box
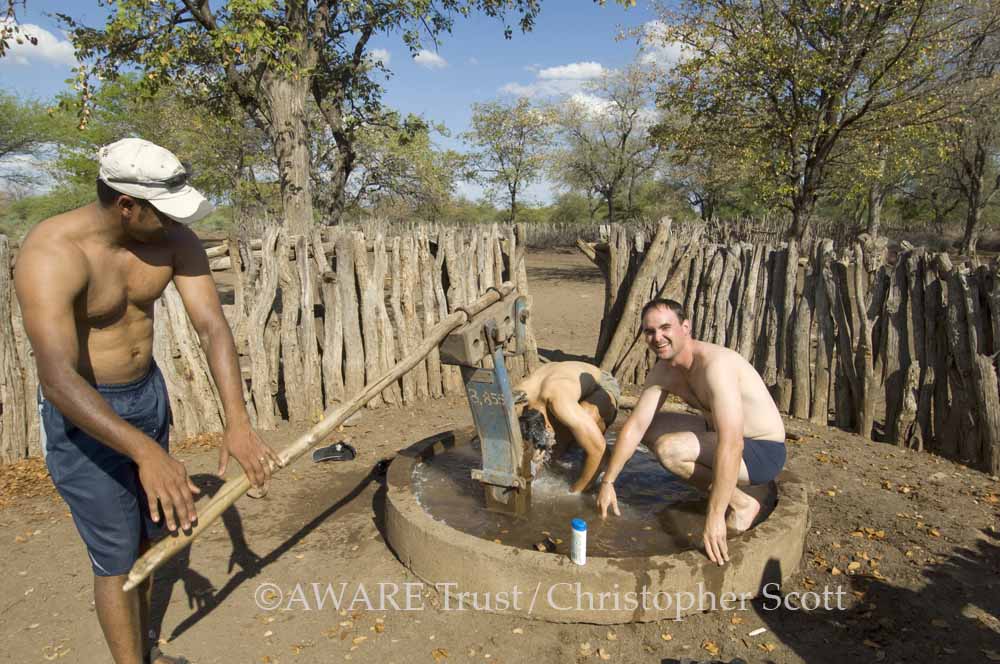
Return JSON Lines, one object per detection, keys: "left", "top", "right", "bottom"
{"left": 518, "top": 406, "right": 551, "bottom": 451}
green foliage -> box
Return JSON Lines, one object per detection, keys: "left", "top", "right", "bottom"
{"left": 549, "top": 64, "right": 661, "bottom": 223}
{"left": 463, "top": 97, "right": 553, "bottom": 221}
{"left": 653, "top": 0, "right": 997, "bottom": 238}
{"left": 58, "top": 0, "right": 547, "bottom": 230}
{"left": 333, "top": 113, "right": 463, "bottom": 221}
{"left": 49, "top": 75, "right": 276, "bottom": 218}
{"left": 0, "top": 91, "right": 71, "bottom": 191}
{"left": 0, "top": 184, "right": 92, "bottom": 239}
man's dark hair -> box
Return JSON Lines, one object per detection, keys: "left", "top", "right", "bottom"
{"left": 519, "top": 407, "right": 548, "bottom": 449}
{"left": 641, "top": 298, "right": 688, "bottom": 324}
{"left": 96, "top": 178, "right": 149, "bottom": 208}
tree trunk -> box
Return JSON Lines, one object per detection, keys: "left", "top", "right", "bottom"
{"left": 265, "top": 75, "right": 314, "bottom": 235}
{"left": 961, "top": 204, "right": 981, "bottom": 256}
{"left": 866, "top": 184, "right": 883, "bottom": 237}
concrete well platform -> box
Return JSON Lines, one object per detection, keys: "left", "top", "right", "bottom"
{"left": 385, "top": 428, "right": 809, "bottom": 624}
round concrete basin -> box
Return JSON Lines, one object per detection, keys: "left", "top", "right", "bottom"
{"left": 385, "top": 428, "right": 809, "bottom": 623}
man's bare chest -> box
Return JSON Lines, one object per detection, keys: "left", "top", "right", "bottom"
{"left": 83, "top": 250, "right": 174, "bottom": 326}
{"left": 663, "top": 372, "right": 713, "bottom": 414}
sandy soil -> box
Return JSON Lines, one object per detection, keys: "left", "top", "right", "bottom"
{"left": 1, "top": 249, "right": 998, "bottom": 664}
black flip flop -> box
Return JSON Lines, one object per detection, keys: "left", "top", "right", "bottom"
{"left": 147, "top": 646, "right": 191, "bottom": 664}
{"left": 313, "top": 442, "right": 357, "bottom": 463}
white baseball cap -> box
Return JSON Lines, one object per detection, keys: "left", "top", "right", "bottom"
{"left": 97, "top": 138, "right": 214, "bottom": 224}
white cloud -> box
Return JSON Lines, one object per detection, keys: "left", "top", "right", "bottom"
{"left": 568, "top": 92, "right": 613, "bottom": 116}
{"left": 467, "top": 56, "right": 479, "bottom": 66}
{"left": 413, "top": 49, "right": 448, "bottom": 70}
{"left": 537, "top": 62, "right": 605, "bottom": 81}
{"left": 566, "top": 92, "right": 659, "bottom": 128}
{"left": 500, "top": 60, "right": 606, "bottom": 99}
{"left": 0, "top": 22, "right": 77, "bottom": 67}
{"left": 368, "top": 48, "right": 391, "bottom": 66}
{"left": 638, "top": 20, "right": 688, "bottom": 71}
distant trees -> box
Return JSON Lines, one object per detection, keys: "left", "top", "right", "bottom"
{"left": 63, "top": 0, "right": 544, "bottom": 233}
{"left": 548, "top": 65, "right": 661, "bottom": 224}
{"left": 463, "top": 98, "right": 552, "bottom": 222}
{"left": 651, "top": 0, "right": 1000, "bottom": 240}
{"left": 339, "top": 114, "right": 464, "bottom": 221}
{"left": 0, "top": 92, "right": 63, "bottom": 192}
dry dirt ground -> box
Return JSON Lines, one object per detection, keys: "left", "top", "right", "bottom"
{"left": 2, "top": 249, "right": 999, "bottom": 664}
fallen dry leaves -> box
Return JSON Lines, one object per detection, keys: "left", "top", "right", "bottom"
{"left": 0, "top": 458, "right": 57, "bottom": 509}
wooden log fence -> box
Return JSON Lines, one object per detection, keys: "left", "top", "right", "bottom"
{"left": 0, "top": 223, "right": 539, "bottom": 464}
{"left": 585, "top": 221, "right": 1000, "bottom": 475}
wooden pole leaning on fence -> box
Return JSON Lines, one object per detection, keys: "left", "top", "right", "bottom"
{"left": 122, "top": 282, "right": 518, "bottom": 593}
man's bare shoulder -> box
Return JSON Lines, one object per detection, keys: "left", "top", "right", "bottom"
{"left": 642, "top": 359, "right": 672, "bottom": 389}
{"left": 696, "top": 340, "right": 748, "bottom": 370}
{"left": 15, "top": 209, "right": 93, "bottom": 288}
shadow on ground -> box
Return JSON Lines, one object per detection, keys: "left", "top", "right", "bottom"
{"left": 529, "top": 265, "right": 603, "bottom": 284}
{"left": 753, "top": 529, "right": 999, "bottom": 663}
{"left": 148, "top": 467, "right": 383, "bottom": 642}
{"left": 538, "top": 347, "right": 595, "bottom": 363}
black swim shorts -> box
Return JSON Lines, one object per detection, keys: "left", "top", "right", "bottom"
{"left": 742, "top": 438, "right": 786, "bottom": 485}
{"left": 40, "top": 363, "right": 171, "bottom": 576}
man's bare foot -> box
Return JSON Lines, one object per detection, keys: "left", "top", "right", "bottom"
{"left": 725, "top": 483, "right": 774, "bottom": 533}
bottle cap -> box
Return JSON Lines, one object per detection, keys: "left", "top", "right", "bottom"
{"left": 571, "top": 518, "right": 587, "bottom": 532}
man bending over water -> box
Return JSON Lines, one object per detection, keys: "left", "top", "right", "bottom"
{"left": 514, "top": 361, "right": 619, "bottom": 493}
{"left": 597, "top": 299, "right": 786, "bottom": 565}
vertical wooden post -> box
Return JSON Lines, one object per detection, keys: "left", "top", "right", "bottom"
{"left": 513, "top": 224, "right": 541, "bottom": 373}
{"left": 247, "top": 226, "right": 281, "bottom": 429}
{"left": 775, "top": 241, "right": 799, "bottom": 412}
{"left": 790, "top": 254, "right": 813, "bottom": 420}
{"left": 0, "top": 235, "right": 28, "bottom": 462}
{"left": 162, "top": 283, "right": 225, "bottom": 432}
{"left": 943, "top": 267, "right": 979, "bottom": 461}
{"left": 418, "top": 231, "right": 444, "bottom": 398}
{"left": 810, "top": 240, "right": 835, "bottom": 425}
{"left": 337, "top": 233, "right": 365, "bottom": 399}
{"left": 312, "top": 230, "right": 345, "bottom": 407}
{"left": 295, "top": 235, "right": 324, "bottom": 421}
{"left": 389, "top": 236, "right": 415, "bottom": 404}
{"left": 278, "top": 233, "right": 307, "bottom": 419}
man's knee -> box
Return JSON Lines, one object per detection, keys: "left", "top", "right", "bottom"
{"left": 648, "top": 432, "right": 687, "bottom": 466}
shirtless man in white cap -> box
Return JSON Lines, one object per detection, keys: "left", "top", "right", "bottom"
{"left": 597, "top": 299, "right": 785, "bottom": 566}
{"left": 15, "top": 138, "right": 281, "bottom": 664}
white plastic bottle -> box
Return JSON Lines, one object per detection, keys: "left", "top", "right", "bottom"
{"left": 571, "top": 518, "right": 587, "bottom": 565}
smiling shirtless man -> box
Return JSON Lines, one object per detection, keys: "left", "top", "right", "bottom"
{"left": 514, "top": 361, "right": 619, "bottom": 493}
{"left": 597, "top": 299, "right": 786, "bottom": 566}
{"left": 14, "top": 138, "right": 281, "bottom": 664}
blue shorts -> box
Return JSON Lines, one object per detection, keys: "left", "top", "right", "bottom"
{"left": 40, "top": 363, "right": 171, "bottom": 577}
{"left": 742, "top": 439, "right": 786, "bottom": 485}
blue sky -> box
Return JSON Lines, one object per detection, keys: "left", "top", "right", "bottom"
{"left": 0, "top": 1, "right": 674, "bottom": 203}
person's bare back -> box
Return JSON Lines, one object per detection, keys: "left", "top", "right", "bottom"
{"left": 514, "top": 361, "right": 619, "bottom": 492}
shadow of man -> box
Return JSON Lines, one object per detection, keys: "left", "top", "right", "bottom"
{"left": 148, "top": 473, "right": 261, "bottom": 644}
{"left": 161, "top": 465, "right": 383, "bottom": 641}
{"left": 752, "top": 529, "right": 999, "bottom": 663}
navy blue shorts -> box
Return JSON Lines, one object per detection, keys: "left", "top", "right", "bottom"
{"left": 40, "top": 363, "right": 171, "bottom": 577}
{"left": 742, "top": 439, "right": 786, "bottom": 485}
